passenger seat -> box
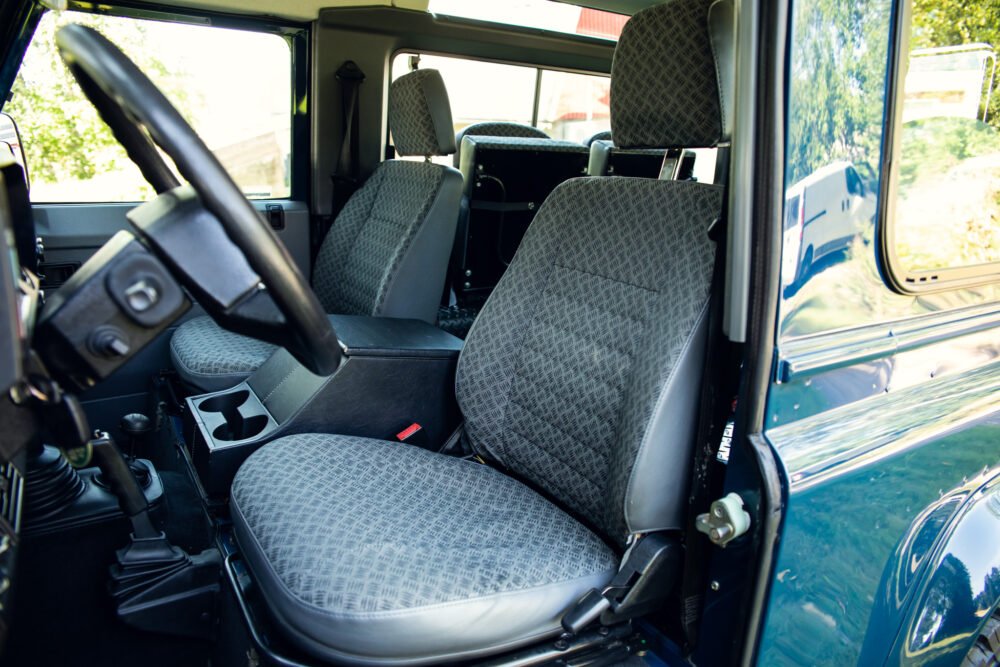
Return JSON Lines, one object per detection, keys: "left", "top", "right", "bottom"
{"left": 170, "top": 69, "right": 462, "bottom": 392}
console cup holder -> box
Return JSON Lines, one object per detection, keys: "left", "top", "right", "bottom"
{"left": 212, "top": 415, "right": 269, "bottom": 442}
{"left": 199, "top": 390, "right": 250, "bottom": 414}
{"left": 198, "top": 389, "right": 270, "bottom": 442}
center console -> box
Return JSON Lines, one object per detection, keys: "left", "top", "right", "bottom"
{"left": 186, "top": 315, "right": 464, "bottom": 497}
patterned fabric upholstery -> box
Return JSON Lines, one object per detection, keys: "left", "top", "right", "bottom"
{"left": 454, "top": 122, "right": 550, "bottom": 166}
{"left": 456, "top": 177, "right": 722, "bottom": 544}
{"left": 312, "top": 160, "right": 446, "bottom": 315}
{"left": 231, "top": 435, "right": 618, "bottom": 661}
{"left": 170, "top": 316, "right": 276, "bottom": 390}
{"left": 228, "top": 2, "right": 730, "bottom": 661}
{"left": 233, "top": 435, "right": 616, "bottom": 611}
{"left": 388, "top": 69, "right": 456, "bottom": 157}
{"left": 171, "top": 161, "right": 450, "bottom": 390}
{"left": 461, "top": 136, "right": 589, "bottom": 154}
{"left": 611, "top": 0, "right": 723, "bottom": 149}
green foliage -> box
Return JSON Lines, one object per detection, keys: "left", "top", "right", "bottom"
{"left": 4, "top": 12, "right": 190, "bottom": 188}
{"left": 912, "top": 0, "right": 1000, "bottom": 130}
{"left": 785, "top": 0, "right": 999, "bottom": 187}
{"left": 898, "top": 116, "right": 1000, "bottom": 190}
{"left": 786, "top": 0, "right": 893, "bottom": 185}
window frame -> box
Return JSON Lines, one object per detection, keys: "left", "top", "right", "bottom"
{"left": 11, "top": 1, "right": 311, "bottom": 204}
{"left": 877, "top": 0, "right": 1000, "bottom": 294}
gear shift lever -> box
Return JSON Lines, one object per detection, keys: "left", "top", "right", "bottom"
{"left": 119, "top": 413, "right": 152, "bottom": 459}
{"left": 87, "top": 429, "right": 223, "bottom": 639}
{"left": 88, "top": 430, "right": 158, "bottom": 539}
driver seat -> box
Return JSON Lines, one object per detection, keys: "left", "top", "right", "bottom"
{"left": 170, "top": 69, "right": 462, "bottom": 392}
{"left": 231, "top": 0, "right": 734, "bottom": 663}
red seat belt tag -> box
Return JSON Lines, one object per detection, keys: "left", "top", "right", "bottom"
{"left": 396, "top": 423, "right": 422, "bottom": 442}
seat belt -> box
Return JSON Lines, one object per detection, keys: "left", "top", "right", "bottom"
{"left": 329, "top": 60, "right": 366, "bottom": 221}
{"left": 679, "top": 145, "right": 742, "bottom": 649}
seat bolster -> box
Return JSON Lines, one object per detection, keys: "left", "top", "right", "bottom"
{"left": 624, "top": 300, "right": 710, "bottom": 533}
{"left": 170, "top": 316, "right": 277, "bottom": 392}
{"left": 233, "top": 502, "right": 612, "bottom": 666}
{"left": 375, "top": 166, "right": 462, "bottom": 323}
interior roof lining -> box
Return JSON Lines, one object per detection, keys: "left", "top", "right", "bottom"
{"left": 116, "top": 0, "right": 661, "bottom": 24}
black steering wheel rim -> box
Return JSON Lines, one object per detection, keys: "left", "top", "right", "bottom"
{"left": 54, "top": 24, "right": 340, "bottom": 377}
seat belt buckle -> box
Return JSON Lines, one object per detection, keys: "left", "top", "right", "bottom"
{"left": 396, "top": 423, "right": 424, "bottom": 445}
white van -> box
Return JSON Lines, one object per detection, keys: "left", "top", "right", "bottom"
{"left": 781, "top": 160, "right": 875, "bottom": 287}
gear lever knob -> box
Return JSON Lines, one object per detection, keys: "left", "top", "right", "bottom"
{"left": 120, "top": 413, "right": 152, "bottom": 438}
{"left": 119, "top": 413, "right": 152, "bottom": 459}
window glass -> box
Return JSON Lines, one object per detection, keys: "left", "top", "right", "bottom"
{"left": 391, "top": 53, "right": 536, "bottom": 164}
{"left": 536, "top": 70, "right": 610, "bottom": 143}
{"left": 6, "top": 10, "right": 292, "bottom": 202}
{"left": 392, "top": 53, "right": 536, "bottom": 130}
{"left": 890, "top": 2, "right": 1000, "bottom": 277}
{"left": 428, "top": 0, "right": 627, "bottom": 41}
{"left": 391, "top": 53, "right": 612, "bottom": 155}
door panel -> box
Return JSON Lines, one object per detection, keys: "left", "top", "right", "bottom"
{"left": 34, "top": 200, "right": 312, "bottom": 290}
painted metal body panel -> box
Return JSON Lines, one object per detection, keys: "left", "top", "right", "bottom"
{"left": 757, "top": 0, "right": 1000, "bottom": 663}
{"left": 869, "top": 474, "right": 1000, "bottom": 665}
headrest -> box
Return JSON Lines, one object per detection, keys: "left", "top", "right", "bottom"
{"left": 453, "top": 122, "right": 549, "bottom": 166}
{"left": 388, "top": 69, "right": 457, "bottom": 157}
{"left": 610, "top": 0, "right": 735, "bottom": 149}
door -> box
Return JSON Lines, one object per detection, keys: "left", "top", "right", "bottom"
{"left": 759, "top": 0, "right": 1000, "bottom": 664}
{"left": 0, "top": 6, "right": 312, "bottom": 417}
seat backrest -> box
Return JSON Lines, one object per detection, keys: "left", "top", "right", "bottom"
{"left": 452, "top": 136, "right": 589, "bottom": 301}
{"left": 311, "top": 69, "right": 462, "bottom": 324}
{"left": 455, "top": 0, "right": 735, "bottom": 547}
{"left": 453, "top": 121, "right": 550, "bottom": 167}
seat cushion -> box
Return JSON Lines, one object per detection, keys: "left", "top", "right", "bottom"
{"left": 169, "top": 316, "right": 276, "bottom": 392}
{"left": 231, "top": 435, "right": 618, "bottom": 666}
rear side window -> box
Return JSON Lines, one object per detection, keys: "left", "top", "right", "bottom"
{"left": 390, "top": 53, "right": 611, "bottom": 154}
{"left": 883, "top": 1, "right": 1000, "bottom": 289}
{"left": 536, "top": 69, "right": 611, "bottom": 143}
{"left": 392, "top": 54, "right": 538, "bottom": 134}
{"left": 7, "top": 10, "right": 292, "bottom": 203}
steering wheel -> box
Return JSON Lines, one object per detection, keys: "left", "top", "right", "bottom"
{"left": 54, "top": 24, "right": 340, "bottom": 377}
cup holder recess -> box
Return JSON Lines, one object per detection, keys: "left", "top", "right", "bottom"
{"left": 212, "top": 415, "right": 268, "bottom": 442}
{"left": 198, "top": 389, "right": 270, "bottom": 443}
{"left": 199, "top": 390, "right": 250, "bottom": 414}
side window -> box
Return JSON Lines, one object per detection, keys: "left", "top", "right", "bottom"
{"left": 536, "top": 69, "right": 610, "bottom": 143}
{"left": 884, "top": 1, "right": 1000, "bottom": 287}
{"left": 6, "top": 10, "right": 292, "bottom": 203}
{"left": 390, "top": 53, "right": 536, "bottom": 152}
{"left": 389, "top": 53, "right": 611, "bottom": 159}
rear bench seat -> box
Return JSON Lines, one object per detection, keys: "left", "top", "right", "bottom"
{"left": 587, "top": 138, "right": 697, "bottom": 179}
{"left": 450, "top": 135, "right": 589, "bottom": 303}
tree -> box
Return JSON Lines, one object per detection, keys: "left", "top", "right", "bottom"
{"left": 912, "top": 0, "right": 1000, "bottom": 129}
{"left": 4, "top": 11, "right": 194, "bottom": 189}
{"left": 785, "top": 0, "right": 894, "bottom": 184}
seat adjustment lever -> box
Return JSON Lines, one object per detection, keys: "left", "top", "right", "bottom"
{"left": 562, "top": 532, "right": 682, "bottom": 634}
